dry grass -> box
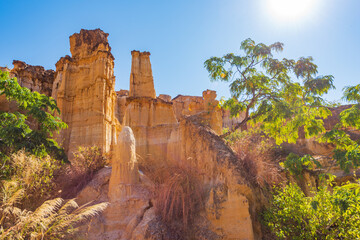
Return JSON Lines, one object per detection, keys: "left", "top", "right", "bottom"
{"left": 231, "top": 133, "right": 284, "bottom": 188}
{"left": 8, "top": 151, "right": 62, "bottom": 209}
{"left": 140, "top": 158, "right": 205, "bottom": 232}
{"left": 0, "top": 150, "right": 108, "bottom": 239}
{"left": 57, "top": 146, "right": 108, "bottom": 198}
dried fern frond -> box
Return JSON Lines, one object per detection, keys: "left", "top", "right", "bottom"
{"left": 56, "top": 202, "right": 108, "bottom": 229}
{"left": 57, "top": 198, "right": 79, "bottom": 216}
{"left": 26, "top": 198, "right": 63, "bottom": 226}
{"left": 43, "top": 201, "right": 108, "bottom": 238}
{"left": 0, "top": 198, "right": 108, "bottom": 240}
{"left": 1, "top": 180, "right": 21, "bottom": 204}
{"left": 3, "top": 189, "right": 24, "bottom": 208}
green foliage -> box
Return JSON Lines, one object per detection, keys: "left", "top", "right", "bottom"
{"left": 264, "top": 181, "right": 360, "bottom": 239}
{"left": 204, "top": 38, "right": 334, "bottom": 144}
{"left": 281, "top": 153, "right": 321, "bottom": 177}
{"left": 223, "top": 128, "right": 246, "bottom": 145}
{"left": 321, "top": 85, "right": 360, "bottom": 173}
{"left": 343, "top": 84, "right": 360, "bottom": 104}
{"left": 0, "top": 70, "right": 67, "bottom": 162}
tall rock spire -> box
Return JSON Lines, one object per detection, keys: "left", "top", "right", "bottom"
{"left": 52, "top": 29, "right": 118, "bottom": 157}
{"left": 129, "top": 51, "right": 156, "bottom": 98}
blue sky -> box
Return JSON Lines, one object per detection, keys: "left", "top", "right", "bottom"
{"left": 1, "top": 0, "right": 359, "bottom": 101}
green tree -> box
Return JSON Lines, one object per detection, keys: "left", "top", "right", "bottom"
{"left": 205, "top": 38, "right": 334, "bottom": 143}
{"left": 0, "top": 70, "right": 67, "bottom": 173}
{"left": 321, "top": 84, "right": 360, "bottom": 173}
{"left": 264, "top": 181, "right": 360, "bottom": 239}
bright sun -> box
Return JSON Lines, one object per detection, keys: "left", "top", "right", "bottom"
{"left": 267, "top": 0, "right": 315, "bottom": 22}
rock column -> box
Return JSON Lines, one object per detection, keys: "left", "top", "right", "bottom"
{"left": 108, "top": 126, "right": 140, "bottom": 201}
{"left": 129, "top": 51, "right": 156, "bottom": 98}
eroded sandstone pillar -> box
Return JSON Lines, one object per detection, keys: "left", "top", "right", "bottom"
{"left": 52, "top": 29, "right": 118, "bottom": 157}
{"left": 108, "top": 126, "right": 140, "bottom": 201}
{"left": 129, "top": 51, "right": 156, "bottom": 98}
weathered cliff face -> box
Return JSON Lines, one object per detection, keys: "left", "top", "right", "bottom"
{"left": 171, "top": 92, "right": 223, "bottom": 135}
{"left": 108, "top": 126, "right": 140, "bottom": 201}
{"left": 124, "top": 96, "right": 178, "bottom": 163}
{"left": 172, "top": 95, "right": 205, "bottom": 120}
{"left": 52, "top": 29, "right": 118, "bottom": 157}
{"left": 77, "top": 117, "right": 260, "bottom": 240}
{"left": 167, "top": 116, "right": 261, "bottom": 240}
{"left": 11, "top": 60, "right": 55, "bottom": 97}
{"left": 88, "top": 48, "right": 258, "bottom": 239}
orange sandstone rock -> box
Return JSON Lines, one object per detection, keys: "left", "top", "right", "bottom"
{"left": 158, "top": 94, "right": 171, "bottom": 102}
{"left": 52, "top": 29, "right": 118, "bottom": 157}
{"left": 166, "top": 116, "right": 259, "bottom": 240}
{"left": 129, "top": 51, "right": 156, "bottom": 98}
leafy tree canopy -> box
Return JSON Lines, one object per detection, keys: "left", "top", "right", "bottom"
{"left": 0, "top": 70, "right": 67, "bottom": 165}
{"left": 205, "top": 38, "right": 335, "bottom": 144}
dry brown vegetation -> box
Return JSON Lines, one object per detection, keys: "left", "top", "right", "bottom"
{"left": 229, "top": 132, "right": 285, "bottom": 188}
{"left": 0, "top": 150, "right": 108, "bottom": 239}
{"left": 7, "top": 151, "right": 62, "bottom": 209}
{"left": 57, "top": 146, "right": 108, "bottom": 198}
{"left": 139, "top": 157, "right": 205, "bottom": 233}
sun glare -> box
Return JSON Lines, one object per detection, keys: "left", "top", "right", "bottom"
{"left": 267, "top": 0, "right": 315, "bottom": 22}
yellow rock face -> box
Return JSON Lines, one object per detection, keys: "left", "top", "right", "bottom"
{"left": 124, "top": 97, "right": 178, "bottom": 163}
{"left": 52, "top": 29, "right": 118, "bottom": 157}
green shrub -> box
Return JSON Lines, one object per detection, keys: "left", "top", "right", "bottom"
{"left": 264, "top": 181, "right": 360, "bottom": 239}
